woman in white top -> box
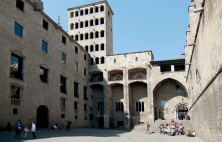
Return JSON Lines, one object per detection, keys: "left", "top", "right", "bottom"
{"left": 31, "top": 122, "right": 36, "bottom": 138}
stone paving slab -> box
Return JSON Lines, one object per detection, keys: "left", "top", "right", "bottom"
{"left": 0, "top": 129, "right": 203, "bottom": 142}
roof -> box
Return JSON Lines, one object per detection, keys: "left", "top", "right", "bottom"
{"left": 67, "top": 0, "right": 114, "bottom": 15}
{"left": 107, "top": 50, "right": 153, "bottom": 56}
{"left": 150, "top": 59, "right": 185, "bottom": 66}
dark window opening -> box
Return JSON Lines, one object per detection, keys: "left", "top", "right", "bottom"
{"left": 85, "top": 21, "right": 88, "bottom": 27}
{"left": 117, "top": 121, "right": 124, "bottom": 126}
{"left": 85, "top": 33, "right": 89, "bottom": 39}
{"left": 136, "top": 101, "right": 144, "bottom": 112}
{"left": 42, "top": 40, "right": 47, "bottom": 53}
{"left": 90, "top": 8, "right": 93, "bottom": 14}
{"left": 101, "top": 57, "right": 105, "bottom": 64}
{"left": 95, "top": 19, "right": 99, "bottom": 25}
{"left": 116, "top": 102, "right": 123, "bottom": 111}
{"left": 75, "top": 115, "right": 78, "bottom": 119}
{"left": 95, "top": 32, "right": 99, "bottom": 38}
{"left": 62, "top": 53, "right": 66, "bottom": 64}
{"left": 98, "top": 101, "right": 104, "bottom": 111}
{"left": 85, "top": 117, "right": 87, "bottom": 120}
{"left": 14, "top": 22, "right": 22, "bottom": 38}
{"left": 80, "top": 34, "right": 83, "bottom": 40}
{"left": 90, "top": 107, "right": 92, "bottom": 111}
{"left": 10, "top": 54, "right": 23, "bottom": 80}
{"left": 60, "top": 76, "right": 67, "bottom": 94}
{"left": 71, "top": 35, "right": 74, "bottom": 39}
{"left": 74, "top": 82, "right": 79, "bottom": 97}
{"left": 75, "top": 11, "right": 79, "bottom": 17}
{"left": 90, "top": 20, "right": 93, "bottom": 26}
{"left": 135, "top": 57, "right": 138, "bottom": 61}
{"left": 70, "top": 12, "right": 74, "bottom": 18}
{"left": 80, "top": 22, "right": 83, "bottom": 28}
{"left": 80, "top": 10, "right": 83, "bottom": 16}
{"left": 85, "top": 9, "right": 88, "bottom": 15}
{"left": 160, "top": 66, "right": 171, "bottom": 72}
{"left": 90, "top": 45, "right": 94, "bottom": 52}
{"left": 100, "top": 5, "right": 104, "bottom": 12}
{"left": 95, "top": 44, "right": 99, "bottom": 51}
{"left": 11, "top": 85, "right": 21, "bottom": 99}
{"left": 114, "top": 59, "right": 116, "bottom": 63}
{"left": 90, "top": 114, "right": 93, "bottom": 120}
{"left": 84, "top": 54, "right": 87, "bottom": 61}
{"left": 16, "top": 0, "right": 24, "bottom": 12}
{"left": 142, "top": 102, "right": 144, "bottom": 112}
{"left": 100, "top": 18, "right": 104, "bottom": 24}
{"left": 74, "top": 102, "right": 78, "bottom": 110}
{"left": 174, "top": 65, "right": 185, "bottom": 71}
{"left": 84, "top": 68, "right": 87, "bottom": 76}
{"left": 101, "top": 31, "right": 104, "bottom": 37}
{"left": 84, "top": 104, "right": 87, "bottom": 111}
{"left": 139, "top": 102, "right": 141, "bottom": 111}
{"left": 70, "top": 23, "right": 74, "bottom": 30}
{"left": 96, "top": 57, "right": 99, "bottom": 64}
{"left": 90, "top": 32, "right": 93, "bottom": 39}
{"left": 108, "top": 11, "right": 110, "bottom": 18}
{"left": 85, "top": 46, "right": 88, "bottom": 52}
{"left": 101, "top": 44, "right": 104, "bottom": 50}
{"left": 75, "top": 23, "right": 78, "bottom": 29}
{"left": 62, "top": 36, "right": 66, "bottom": 45}
{"left": 43, "top": 19, "right": 48, "bottom": 30}
{"left": 61, "top": 98, "right": 66, "bottom": 108}
{"left": 75, "top": 62, "right": 78, "bottom": 71}
{"left": 13, "top": 108, "right": 18, "bottom": 115}
{"left": 75, "top": 35, "right": 78, "bottom": 41}
{"left": 95, "top": 7, "right": 99, "bottom": 13}
{"left": 91, "top": 95, "right": 93, "bottom": 99}
{"left": 91, "top": 58, "right": 94, "bottom": 65}
{"left": 40, "top": 67, "right": 48, "bottom": 83}
{"left": 75, "top": 46, "right": 78, "bottom": 54}
{"left": 61, "top": 114, "right": 65, "bottom": 118}
{"left": 84, "top": 86, "right": 88, "bottom": 100}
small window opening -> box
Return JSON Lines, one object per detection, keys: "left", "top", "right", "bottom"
{"left": 84, "top": 87, "right": 87, "bottom": 100}
{"left": 62, "top": 36, "right": 66, "bottom": 45}
{"left": 80, "top": 10, "right": 83, "bottom": 16}
{"left": 16, "top": 0, "right": 24, "bottom": 12}
{"left": 90, "top": 20, "right": 94, "bottom": 26}
{"left": 80, "top": 34, "right": 83, "bottom": 40}
{"left": 60, "top": 76, "right": 67, "bottom": 94}
{"left": 90, "top": 45, "right": 94, "bottom": 52}
{"left": 80, "top": 22, "right": 83, "bottom": 28}
{"left": 13, "top": 108, "right": 18, "bottom": 115}
{"left": 95, "top": 44, "right": 99, "bottom": 51}
{"left": 70, "top": 23, "right": 74, "bottom": 30}
{"left": 135, "top": 57, "right": 138, "bottom": 61}
{"left": 75, "top": 46, "right": 78, "bottom": 54}
{"left": 98, "top": 101, "right": 104, "bottom": 111}
{"left": 75, "top": 23, "right": 78, "bottom": 29}
{"left": 90, "top": 7, "right": 93, "bottom": 14}
{"left": 70, "top": 12, "right": 74, "bottom": 18}
{"left": 160, "top": 66, "right": 171, "bottom": 72}
{"left": 40, "top": 67, "right": 48, "bottom": 83}
{"left": 74, "top": 102, "right": 78, "bottom": 110}
{"left": 91, "top": 58, "right": 94, "bottom": 65}
{"left": 90, "top": 114, "right": 93, "bottom": 120}
{"left": 84, "top": 54, "right": 87, "bottom": 61}
{"left": 90, "top": 32, "right": 94, "bottom": 39}
{"left": 85, "top": 9, "right": 88, "bottom": 15}
{"left": 100, "top": 18, "right": 104, "bottom": 24}
{"left": 174, "top": 65, "right": 185, "bottom": 71}
{"left": 75, "top": 11, "right": 79, "bottom": 17}
{"left": 75, "top": 35, "right": 78, "bottom": 41}
{"left": 101, "top": 44, "right": 104, "bottom": 50}
{"left": 74, "top": 82, "right": 79, "bottom": 97}
{"left": 96, "top": 57, "right": 99, "bottom": 64}
{"left": 95, "top": 31, "right": 99, "bottom": 38}
{"left": 61, "top": 114, "right": 65, "bottom": 118}
{"left": 84, "top": 68, "right": 87, "bottom": 76}
{"left": 101, "top": 31, "right": 104, "bottom": 37}
{"left": 43, "top": 19, "right": 48, "bottom": 30}
{"left": 101, "top": 57, "right": 105, "bottom": 64}
{"left": 10, "top": 54, "right": 23, "bottom": 80}
{"left": 14, "top": 22, "right": 23, "bottom": 38}
{"left": 11, "top": 85, "right": 21, "bottom": 99}
{"left": 95, "top": 19, "right": 99, "bottom": 25}
{"left": 85, "top": 33, "right": 88, "bottom": 40}
{"left": 42, "top": 40, "right": 48, "bottom": 53}
{"left": 85, "top": 21, "right": 88, "bottom": 27}
{"left": 62, "top": 53, "right": 66, "bottom": 64}
{"left": 100, "top": 5, "right": 104, "bottom": 12}
{"left": 95, "top": 7, "right": 99, "bottom": 13}
{"left": 85, "top": 46, "right": 88, "bottom": 52}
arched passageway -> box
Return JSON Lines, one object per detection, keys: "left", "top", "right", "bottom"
{"left": 37, "top": 105, "right": 49, "bottom": 128}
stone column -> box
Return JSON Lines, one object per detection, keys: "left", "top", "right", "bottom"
{"left": 103, "top": 70, "right": 110, "bottom": 129}
{"left": 123, "top": 68, "right": 130, "bottom": 129}
{"left": 171, "top": 65, "right": 174, "bottom": 72}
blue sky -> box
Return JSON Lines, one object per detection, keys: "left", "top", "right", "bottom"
{"left": 42, "top": 0, "right": 191, "bottom": 61}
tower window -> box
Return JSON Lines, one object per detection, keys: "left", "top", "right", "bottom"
{"left": 101, "top": 44, "right": 104, "bottom": 50}
{"left": 90, "top": 45, "right": 94, "bottom": 52}
{"left": 101, "top": 31, "right": 105, "bottom": 37}
{"left": 42, "top": 40, "right": 48, "bottom": 53}
{"left": 80, "top": 22, "right": 83, "bottom": 28}
{"left": 85, "top": 46, "right": 88, "bottom": 52}
{"left": 85, "top": 33, "right": 88, "bottom": 40}
{"left": 95, "top": 19, "right": 99, "bottom": 25}
{"left": 85, "top": 21, "right": 88, "bottom": 27}
{"left": 84, "top": 54, "right": 87, "bottom": 61}
{"left": 62, "top": 36, "right": 66, "bottom": 45}
{"left": 70, "top": 12, "right": 74, "bottom": 18}
{"left": 75, "top": 46, "right": 78, "bottom": 54}
{"left": 80, "top": 34, "right": 83, "bottom": 40}
{"left": 100, "top": 5, "right": 104, "bottom": 12}
{"left": 96, "top": 57, "right": 99, "bottom": 64}
{"left": 95, "top": 44, "right": 99, "bottom": 51}
{"left": 75, "top": 11, "right": 79, "bottom": 17}
{"left": 91, "top": 58, "right": 94, "bottom": 65}
{"left": 70, "top": 23, "right": 74, "bottom": 30}
{"left": 95, "top": 7, "right": 99, "bottom": 13}
{"left": 43, "top": 19, "right": 48, "bottom": 30}
{"left": 90, "top": 20, "right": 93, "bottom": 26}
{"left": 85, "top": 9, "right": 88, "bottom": 15}
{"left": 90, "top": 7, "right": 93, "bottom": 14}
{"left": 80, "top": 10, "right": 83, "bottom": 16}
{"left": 90, "top": 32, "right": 94, "bottom": 39}
{"left": 75, "top": 35, "right": 78, "bottom": 41}
{"left": 95, "top": 31, "right": 99, "bottom": 38}
{"left": 75, "top": 23, "right": 78, "bottom": 29}
{"left": 101, "top": 57, "right": 105, "bottom": 64}
{"left": 16, "top": 0, "right": 24, "bottom": 12}
{"left": 100, "top": 18, "right": 104, "bottom": 24}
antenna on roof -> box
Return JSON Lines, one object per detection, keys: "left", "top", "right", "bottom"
{"left": 57, "top": 15, "right": 60, "bottom": 26}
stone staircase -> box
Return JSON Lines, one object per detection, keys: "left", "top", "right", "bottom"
{"left": 130, "top": 120, "right": 194, "bottom": 134}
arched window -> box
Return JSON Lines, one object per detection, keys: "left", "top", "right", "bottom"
{"left": 85, "top": 20, "right": 88, "bottom": 27}
{"left": 90, "top": 7, "right": 93, "bottom": 14}
{"left": 80, "top": 10, "right": 83, "bottom": 16}
{"left": 95, "top": 44, "right": 99, "bottom": 51}
{"left": 95, "top": 19, "right": 99, "bottom": 25}
{"left": 95, "top": 31, "right": 99, "bottom": 38}
{"left": 91, "top": 58, "right": 94, "bottom": 65}
{"left": 95, "top": 6, "right": 99, "bottom": 13}
{"left": 101, "top": 31, "right": 105, "bottom": 37}
{"left": 135, "top": 57, "right": 138, "bottom": 61}
{"left": 90, "top": 45, "right": 94, "bottom": 52}
{"left": 100, "top": 5, "right": 104, "bottom": 12}
{"left": 71, "top": 35, "right": 74, "bottom": 39}
{"left": 75, "top": 11, "right": 79, "bottom": 17}
{"left": 114, "top": 59, "right": 116, "bottom": 63}
{"left": 80, "top": 34, "right": 83, "bottom": 40}
{"left": 80, "top": 22, "right": 83, "bottom": 28}
{"left": 101, "top": 43, "right": 104, "bottom": 50}
{"left": 75, "top": 23, "right": 78, "bottom": 29}
{"left": 85, "top": 46, "right": 88, "bottom": 52}
{"left": 96, "top": 57, "right": 99, "bottom": 64}
{"left": 70, "top": 23, "right": 74, "bottom": 30}
{"left": 85, "top": 9, "right": 88, "bottom": 15}
{"left": 70, "top": 12, "right": 74, "bottom": 18}
{"left": 75, "top": 35, "right": 78, "bottom": 41}
{"left": 85, "top": 33, "right": 89, "bottom": 40}
{"left": 101, "top": 57, "right": 105, "bottom": 64}
{"left": 90, "top": 32, "right": 94, "bottom": 39}
{"left": 100, "top": 18, "right": 104, "bottom": 24}
{"left": 90, "top": 20, "right": 94, "bottom": 26}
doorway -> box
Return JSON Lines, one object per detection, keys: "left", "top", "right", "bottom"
{"left": 37, "top": 105, "right": 49, "bottom": 128}
{"left": 98, "top": 117, "right": 104, "bottom": 128}
{"left": 177, "top": 105, "right": 188, "bottom": 120}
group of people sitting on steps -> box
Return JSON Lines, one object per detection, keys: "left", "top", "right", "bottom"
{"left": 159, "top": 119, "right": 185, "bottom": 136}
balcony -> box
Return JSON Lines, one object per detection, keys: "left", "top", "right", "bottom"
{"left": 108, "top": 70, "right": 123, "bottom": 82}
{"left": 108, "top": 76, "right": 123, "bottom": 81}
{"left": 128, "top": 68, "right": 147, "bottom": 81}
{"left": 129, "top": 75, "right": 147, "bottom": 80}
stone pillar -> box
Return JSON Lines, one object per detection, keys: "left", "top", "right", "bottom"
{"left": 103, "top": 70, "right": 110, "bottom": 129}
{"left": 171, "top": 65, "right": 174, "bottom": 72}
{"left": 123, "top": 68, "right": 130, "bottom": 129}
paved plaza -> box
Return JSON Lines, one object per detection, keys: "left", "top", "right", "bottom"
{"left": 1, "top": 128, "right": 203, "bottom": 142}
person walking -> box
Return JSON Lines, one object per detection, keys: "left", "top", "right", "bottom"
{"left": 31, "top": 122, "right": 36, "bottom": 139}
{"left": 146, "top": 124, "right": 150, "bottom": 134}
{"left": 23, "top": 126, "right": 29, "bottom": 139}
{"left": 15, "top": 120, "right": 24, "bottom": 139}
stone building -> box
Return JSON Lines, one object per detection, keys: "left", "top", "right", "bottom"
{"left": 0, "top": 0, "right": 221, "bottom": 141}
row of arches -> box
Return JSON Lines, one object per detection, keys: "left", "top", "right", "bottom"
{"left": 91, "top": 57, "right": 105, "bottom": 65}
{"left": 70, "top": 18, "right": 104, "bottom": 30}
{"left": 85, "top": 44, "right": 105, "bottom": 52}
{"left": 71, "top": 31, "right": 105, "bottom": 41}
{"left": 70, "top": 5, "right": 104, "bottom": 18}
